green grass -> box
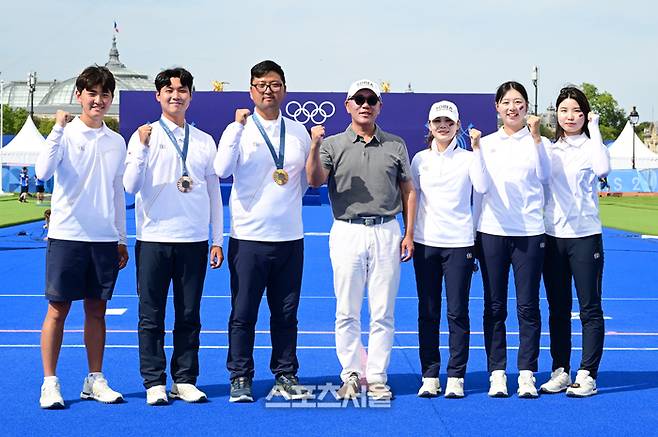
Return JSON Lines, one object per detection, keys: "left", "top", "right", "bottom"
{"left": 0, "top": 194, "right": 51, "bottom": 228}
{"left": 599, "top": 196, "right": 658, "bottom": 235}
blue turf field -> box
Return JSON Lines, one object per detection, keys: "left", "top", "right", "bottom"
{"left": 1, "top": 205, "right": 657, "bottom": 436}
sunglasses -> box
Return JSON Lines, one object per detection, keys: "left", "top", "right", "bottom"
{"left": 350, "top": 95, "right": 379, "bottom": 106}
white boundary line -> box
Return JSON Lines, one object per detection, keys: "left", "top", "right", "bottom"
{"left": 2, "top": 329, "right": 657, "bottom": 336}
{"left": 2, "top": 294, "right": 658, "bottom": 302}
{"left": 1, "top": 344, "right": 657, "bottom": 351}
{"left": 105, "top": 308, "right": 127, "bottom": 316}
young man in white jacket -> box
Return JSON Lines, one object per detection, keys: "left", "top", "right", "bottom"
{"left": 36, "top": 66, "right": 128, "bottom": 409}
{"left": 124, "top": 67, "right": 223, "bottom": 406}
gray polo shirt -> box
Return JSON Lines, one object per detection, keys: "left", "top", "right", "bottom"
{"left": 320, "top": 124, "right": 411, "bottom": 220}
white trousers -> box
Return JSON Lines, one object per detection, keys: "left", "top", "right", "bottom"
{"left": 329, "top": 219, "right": 401, "bottom": 384}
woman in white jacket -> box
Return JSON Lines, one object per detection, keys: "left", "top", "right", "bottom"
{"left": 476, "top": 81, "right": 551, "bottom": 398}
{"left": 411, "top": 101, "right": 488, "bottom": 398}
{"left": 540, "top": 86, "right": 610, "bottom": 397}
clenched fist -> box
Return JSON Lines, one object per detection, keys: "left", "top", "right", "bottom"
{"left": 527, "top": 115, "right": 541, "bottom": 142}
{"left": 588, "top": 112, "right": 600, "bottom": 125}
{"left": 311, "top": 125, "right": 325, "bottom": 148}
{"left": 55, "top": 110, "right": 74, "bottom": 127}
{"left": 138, "top": 124, "right": 152, "bottom": 147}
{"left": 469, "top": 128, "right": 482, "bottom": 150}
{"left": 235, "top": 109, "right": 251, "bottom": 125}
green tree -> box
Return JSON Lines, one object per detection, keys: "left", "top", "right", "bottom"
{"left": 581, "top": 83, "right": 627, "bottom": 141}
{"left": 1, "top": 106, "right": 55, "bottom": 137}
{"left": 104, "top": 117, "right": 119, "bottom": 133}
{"left": 1, "top": 106, "right": 29, "bottom": 135}
{"left": 2, "top": 107, "right": 120, "bottom": 137}
{"left": 34, "top": 117, "right": 55, "bottom": 136}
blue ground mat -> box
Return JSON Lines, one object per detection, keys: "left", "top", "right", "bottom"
{"left": 1, "top": 205, "right": 657, "bottom": 436}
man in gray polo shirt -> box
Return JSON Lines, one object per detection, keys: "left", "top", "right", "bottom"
{"left": 306, "top": 79, "right": 416, "bottom": 401}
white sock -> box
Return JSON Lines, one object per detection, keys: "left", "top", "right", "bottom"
{"left": 44, "top": 376, "right": 58, "bottom": 383}
{"left": 88, "top": 372, "right": 103, "bottom": 379}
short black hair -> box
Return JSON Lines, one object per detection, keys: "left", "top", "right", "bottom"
{"left": 250, "top": 60, "right": 286, "bottom": 85}
{"left": 495, "top": 81, "right": 529, "bottom": 104}
{"left": 75, "top": 66, "right": 116, "bottom": 95}
{"left": 155, "top": 67, "right": 194, "bottom": 92}
{"left": 555, "top": 86, "right": 591, "bottom": 140}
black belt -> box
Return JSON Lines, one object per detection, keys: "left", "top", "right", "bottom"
{"left": 340, "top": 216, "right": 395, "bottom": 226}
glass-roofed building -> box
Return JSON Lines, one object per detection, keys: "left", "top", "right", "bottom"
{"left": 1, "top": 36, "right": 152, "bottom": 118}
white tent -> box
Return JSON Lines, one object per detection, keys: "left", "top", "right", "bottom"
{"left": 0, "top": 116, "right": 47, "bottom": 166}
{"left": 608, "top": 121, "right": 658, "bottom": 170}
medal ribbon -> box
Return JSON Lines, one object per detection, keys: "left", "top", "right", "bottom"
{"left": 252, "top": 114, "right": 286, "bottom": 170}
{"left": 159, "top": 118, "right": 190, "bottom": 176}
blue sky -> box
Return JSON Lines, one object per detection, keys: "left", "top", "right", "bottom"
{"left": 2, "top": 0, "right": 657, "bottom": 121}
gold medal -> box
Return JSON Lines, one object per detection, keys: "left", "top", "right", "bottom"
{"left": 273, "top": 169, "right": 289, "bottom": 185}
{"left": 177, "top": 175, "right": 193, "bottom": 193}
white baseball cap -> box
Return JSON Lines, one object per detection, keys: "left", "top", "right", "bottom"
{"left": 428, "top": 100, "right": 459, "bottom": 122}
{"left": 346, "top": 79, "right": 382, "bottom": 100}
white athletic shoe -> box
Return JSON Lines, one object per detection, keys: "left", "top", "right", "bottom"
{"left": 80, "top": 373, "right": 123, "bottom": 403}
{"left": 444, "top": 377, "right": 465, "bottom": 398}
{"left": 367, "top": 383, "right": 393, "bottom": 401}
{"left": 146, "top": 385, "right": 169, "bottom": 405}
{"left": 488, "top": 370, "right": 508, "bottom": 397}
{"left": 40, "top": 377, "right": 65, "bottom": 409}
{"left": 417, "top": 377, "right": 441, "bottom": 398}
{"left": 540, "top": 367, "right": 572, "bottom": 394}
{"left": 517, "top": 370, "right": 539, "bottom": 398}
{"left": 336, "top": 373, "right": 361, "bottom": 400}
{"left": 170, "top": 383, "right": 208, "bottom": 403}
{"left": 566, "top": 370, "right": 598, "bottom": 397}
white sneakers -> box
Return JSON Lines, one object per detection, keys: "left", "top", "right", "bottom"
{"left": 80, "top": 373, "right": 124, "bottom": 403}
{"left": 40, "top": 377, "right": 65, "bottom": 409}
{"left": 566, "top": 370, "right": 597, "bottom": 397}
{"left": 488, "top": 370, "right": 508, "bottom": 397}
{"left": 170, "top": 383, "right": 208, "bottom": 403}
{"left": 411, "top": 369, "right": 597, "bottom": 399}
{"left": 540, "top": 367, "right": 572, "bottom": 394}
{"left": 539, "top": 368, "right": 597, "bottom": 397}
{"left": 367, "top": 383, "right": 393, "bottom": 401}
{"left": 336, "top": 373, "right": 361, "bottom": 400}
{"left": 417, "top": 377, "right": 465, "bottom": 398}
{"left": 444, "top": 377, "right": 465, "bottom": 398}
{"left": 147, "top": 383, "right": 208, "bottom": 405}
{"left": 146, "top": 385, "right": 169, "bottom": 405}
{"left": 417, "top": 377, "right": 441, "bottom": 398}
{"left": 517, "top": 370, "right": 538, "bottom": 398}
{"left": 488, "top": 370, "right": 538, "bottom": 398}
{"left": 41, "top": 373, "right": 122, "bottom": 408}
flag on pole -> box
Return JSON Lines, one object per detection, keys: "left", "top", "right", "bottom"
{"left": 113, "top": 21, "right": 119, "bottom": 33}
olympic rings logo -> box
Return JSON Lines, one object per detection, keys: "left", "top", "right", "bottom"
{"left": 285, "top": 100, "right": 336, "bottom": 125}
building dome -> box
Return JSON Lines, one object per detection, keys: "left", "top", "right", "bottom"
{"left": 39, "top": 77, "right": 77, "bottom": 106}
{"left": 36, "top": 36, "right": 152, "bottom": 116}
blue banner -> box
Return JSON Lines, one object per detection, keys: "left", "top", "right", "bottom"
{"left": 606, "top": 169, "right": 658, "bottom": 192}
{"left": 119, "top": 90, "right": 498, "bottom": 205}
{"left": 119, "top": 90, "right": 498, "bottom": 163}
